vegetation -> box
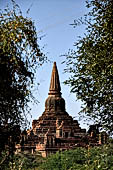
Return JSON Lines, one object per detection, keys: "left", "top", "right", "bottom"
{"left": 38, "top": 144, "right": 113, "bottom": 170}
{"left": 0, "top": 152, "right": 45, "bottom": 170}
{"left": 1, "top": 143, "right": 113, "bottom": 170}
{"left": 63, "top": 0, "right": 113, "bottom": 133}
{"left": 0, "top": 0, "right": 46, "bottom": 166}
{"left": 0, "top": 0, "right": 45, "bottom": 127}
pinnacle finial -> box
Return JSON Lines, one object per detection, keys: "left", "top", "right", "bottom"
{"left": 48, "top": 62, "right": 61, "bottom": 96}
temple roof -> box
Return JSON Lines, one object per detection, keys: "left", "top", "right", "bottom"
{"left": 48, "top": 62, "right": 61, "bottom": 97}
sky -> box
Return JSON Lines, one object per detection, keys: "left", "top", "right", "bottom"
{"left": 0, "top": 0, "right": 89, "bottom": 129}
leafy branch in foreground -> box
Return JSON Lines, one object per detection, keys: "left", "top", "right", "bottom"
{"left": 0, "top": 0, "right": 46, "bottom": 127}
{"left": 63, "top": 0, "right": 113, "bottom": 134}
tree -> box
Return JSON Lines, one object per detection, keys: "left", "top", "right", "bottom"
{"left": 63, "top": 0, "right": 113, "bottom": 133}
{"left": 0, "top": 0, "right": 46, "bottom": 155}
{"left": 0, "top": 0, "right": 45, "bottom": 127}
{"left": 38, "top": 145, "right": 113, "bottom": 170}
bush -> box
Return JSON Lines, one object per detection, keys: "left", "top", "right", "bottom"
{"left": 38, "top": 144, "right": 113, "bottom": 170}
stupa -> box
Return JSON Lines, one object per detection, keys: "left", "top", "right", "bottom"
{"left": 16, "top": 62, "right": 107, "bottom": 157}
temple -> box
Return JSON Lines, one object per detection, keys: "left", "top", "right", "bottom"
{"left": 16, "top": 62, "right": 107, "bottom": 157}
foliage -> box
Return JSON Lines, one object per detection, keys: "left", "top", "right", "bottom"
{"left": 0, "top": 152, "right": 45, "bottom": 170}
{"left": 0, "top": 0, "right": 45, "bottom": 127}
{"left": 63, "top": 0, "right": 113, "bottom": 133}
{"left": 38, "top": 148, "right": 86, "bottom": 170}
{"left": 0, "top": 0, "right": 46, "bottom": 165}
{"left": 1, "top": 144, "right": 113, "bottom": 170}
{"left": 38, "top": 144, "right": 113, "bottom": 170}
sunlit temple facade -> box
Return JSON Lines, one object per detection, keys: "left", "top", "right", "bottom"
{"left": 16, "top": 62, "right": 107, "bottom": 157}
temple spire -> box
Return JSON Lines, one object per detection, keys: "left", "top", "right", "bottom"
{"left": 48, "top": 62, "right": 61, "bottom": 97}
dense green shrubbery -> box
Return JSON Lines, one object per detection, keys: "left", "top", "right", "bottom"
{"left": 1, "top": 143, "right": 113, "bottom": 169}
{"left": 0, "top": 152, "right": 45, "bottom": 170}
{"left": 38, "top": 148, "right": 86, "bottom": 170}
{"left": 38, "top": 144, "right": 113, "bottom": 170}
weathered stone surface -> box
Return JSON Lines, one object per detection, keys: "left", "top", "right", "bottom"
{"left": 16, "top": 62, "right": 108, "bottom": 157}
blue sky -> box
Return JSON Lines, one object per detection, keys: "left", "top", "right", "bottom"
{"left": 0, "top": 0, "right": 89, "bottom": 129}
